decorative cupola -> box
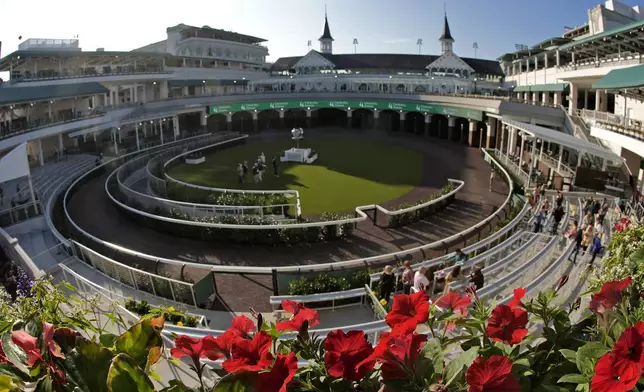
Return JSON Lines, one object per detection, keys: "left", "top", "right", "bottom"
{"left": 319, "top": 11, "right": 334, "bottom": 54}
{"left": 439, "top": 13, "right": 454, "bottom": 54}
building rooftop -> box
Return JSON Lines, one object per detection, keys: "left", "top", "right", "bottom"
{"left": 168, "top": 23, "right": 267, "bottom": 44}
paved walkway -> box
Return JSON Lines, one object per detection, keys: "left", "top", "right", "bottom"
{"left": 66, "top": 129, "right": 508, "bottom": 311}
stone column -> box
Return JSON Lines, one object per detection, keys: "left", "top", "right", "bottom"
{"left": 173, "top": 115, "right": 179, "bottom": 140}
{"left": 569, "top": 82, "right": 578, "bottom": 114}
{"left": 532, "top": 92, "right": 538, "bottom": 105}
{"left": 347, "top": 110, "right": 353, "bottom": 128}
{"left": 200, "top": 110, "right": 207, "bottom": 127}
{"left": 226, "top": 113, "right": 233, "bottom": 132}
{"left": 135, "top": 124, "right": 140, "bottom": 151}
{"left": 306, "top": 110, "right": 312, "bottom": 129}
{"left": 279, "top": 110, "right": 285, "bottom": 129}
{"left": 58, "top": 133, "right": 64, "bottom": 151}
{"left": 486, "top": 118, "right": 496, "bottom": 149}
{"left": 553, "top": 91, "right": 562, "bottom": 106}
{"left": 583, "top": 88, "right": 589, "bottom": 110}
{"left": 399, "top": 112, "right": 405, "bottom": 132}
{"left": 424, "top": 114, "right": 432, "bottom": 136}
{"left": 373, "top": 110, "right": 379, "bottom": 129}
{"left": 447, "top": 117, "right": 456, "bottom": 141}
{"left": 542, "top": 92, "right": 550, "bottom": 106}
{"left": 159, "top": 120, "right": 164, "bottom": 145}
{"left": 252, "top": 111, "right": 258, "bottom": 132}
{"left": 160, "top": 81, "right": 169, "bottom": 100}
{"left": 38, "top": 139, "right": 44, "bottom": 166}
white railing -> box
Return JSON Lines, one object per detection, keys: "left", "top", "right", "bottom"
{"left": 269, "top": 287, "right": 370, "bottom": 312}
{"left": 0, "top": 226, "right": 45, "bottom": 279}
{"left": 0, "top": 201, "right": 43, "bottom": 226}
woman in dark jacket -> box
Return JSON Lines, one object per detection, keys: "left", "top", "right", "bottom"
{"left": 379, "top": 265, "right": 395, "bottom": 303}
{"left": 469, "top": 268, "right": 484, "bottom": 290}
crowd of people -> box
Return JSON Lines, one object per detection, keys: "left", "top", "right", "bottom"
{"left": 236, "top": 152, "right": 280, "bottom": 184}
{"left": 377, "top": 248, "right": 485, "bottom": 304}
{"left": 565, "top": 196, "right": 611, "bottom": 265}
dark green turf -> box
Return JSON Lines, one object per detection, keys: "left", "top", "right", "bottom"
{"left": 167, "top": 139, "right": 423, "bottom": 215}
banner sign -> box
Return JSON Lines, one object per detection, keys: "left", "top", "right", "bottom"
{"left": 209, "top": 99, "right": 483, "bottom": 121}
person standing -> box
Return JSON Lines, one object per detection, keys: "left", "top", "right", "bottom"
{"left": 236, "top": 163, "right": 244, "bottom": 184}
{"left": 257, "top": 160, "right": 264, "bottom": 183}
{"left": 379, "top": 266, "right": 395, "bottom": 303}
{"left": 489, "top": 170, "right": 495, "bottom": 192}
{"left": 588, "top": 233, "right": 604, "bottom": 265}
{"left": 444, "top": 265, "right": 466, "bottom": 294}
{"left": 242, "top": 161, "right": 249, "bottom": 182}
{"left": 555, "top": 191, "right": 564, "bottom": 208}
{"left": 568, "top": 222, "right": 583, "bottom": 264}
{"left": 533, "top": 208, "right": 545, "bottom": 233}
{"left": 401, "top": 260, "right": 414, "bottom": 295}
{"left": 252, "top": 162, "right": 259, "bottom": 183}
{"left": 272, "top": 156, "right": 279, "bottom": 177}
{"left": 414, "top": 266, "right": 430, "bottom": 293}
{"left": 551, "top": 205, "right": 565, "bottom": 235}
{"left": 469, "top": 267, "right": 484, "bottom": 290}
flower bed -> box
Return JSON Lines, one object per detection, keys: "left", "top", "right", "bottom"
{"left": 124, "top": 298, "right": 201, "bottom": 327}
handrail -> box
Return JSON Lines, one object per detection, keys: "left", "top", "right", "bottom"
{"left": 269, "top": 287, "right": 366, "bottom": 305}
{"left": 0, "top": 226, "right": 44, "bottom": 279}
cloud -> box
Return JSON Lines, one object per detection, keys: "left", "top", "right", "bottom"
{"left": 383, "top": 38, "right": 411, "bottom": 44}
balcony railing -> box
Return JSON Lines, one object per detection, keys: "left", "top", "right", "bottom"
{"left": 578, "top": 108, "right": 644, "bottom": 134}
{"left": 0, "top": 110, "right": 107, "bottom": 141}
{"left": 12, "top": 69, "right": 172, "bottom": 83}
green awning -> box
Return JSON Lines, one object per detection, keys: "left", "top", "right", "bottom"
{"left": 513, "top": 86, "right": 531, "bottom": 92}
{"left": 0, "top": 82, "right": 109, "bottom": 106}
{"left": 530, "top": 83, "right": 569, "bottom": 92}
{"left": 558, "top": 19, "right": 644, "bottom": 51}
{"left": 592, "top": 64, "right": 644, "bottom": 90}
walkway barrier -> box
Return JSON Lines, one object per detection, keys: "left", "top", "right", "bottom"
{"left": 0, "top": 201, "right": 42, "bottom": 227}
{"left": 0, "top": 226, "right": 44, "bottom": 279}
{"left": 269, "top": 287, "right": 369, "bottom": 312}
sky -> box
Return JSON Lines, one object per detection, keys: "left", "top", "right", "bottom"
{"left": 0, "top": 0, "right": 641, "bottom": 62}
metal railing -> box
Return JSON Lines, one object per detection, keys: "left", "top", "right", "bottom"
{"left": 0, "top": 201, "right": 43, "bottom": 227}
{"left": 269, "top": 287, "right": 370, "bottom": 312}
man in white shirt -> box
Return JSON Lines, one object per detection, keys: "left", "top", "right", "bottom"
{"left": 413, "top": 266, "right": 430, "bottom": 293}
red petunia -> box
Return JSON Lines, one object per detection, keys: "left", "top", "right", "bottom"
{"left": 485, "top": 304, "right": 528, "bottom": 345}
{"left": 591, "top": 353, "right": 640, "bottom": 392}
{"left": 611, "top": 321, "right": 644, "bottom": 369}
{"left": 590, "top": 277, "right": 632, "bottom": 315}
{"left": 323, "top": 330, "right": 374, "bottom": 381}
{"left": 385, "top": 291, "right": 430, "bottom": 334}
{"left": 230, "top": 315, "right": 255, "bottom": 338}
{"left": 202, "top": 330, "right": 242, "bottom": 360}
{"left": 223, "top": 330, "right": 273, "bottom": 373}
{"left": 281, "top": 300, "right": 306, "bottom": 315}
{"left": 466, "top": 355, "right": 520, "bottom": 392}
{"left": 257, "top": 353, "right": 298, "bottom": 392}
{"left": 437, "top": 291, "right": 471, "bottom": 317}
{"left": 171, "top": 335, "right": 213, "bottom": 369}
{"left": 276, "top": 307, "right": 320, "bottom": 332}
{"left": 11, "top": 330, "right": 42, "bottom": 366}
{"left": 507, "top": 288, "right": 526, "bottom": 309}
{"left": 356, "top": 332, "right": 427, "bottom": 380}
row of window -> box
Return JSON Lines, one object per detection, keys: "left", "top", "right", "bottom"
{"left": 178, "top": 46, "right": 265, "bottom": 62}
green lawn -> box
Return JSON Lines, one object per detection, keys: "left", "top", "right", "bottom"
{"left": 167, "top": 139, "right": 423, "bottom": 215}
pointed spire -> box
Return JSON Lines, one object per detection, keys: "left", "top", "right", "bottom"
{"left": 320, "top": 13, "right": 334, "bottom": 41}
{"left": 440, "top": 8, "right": 454, "bottom": 41}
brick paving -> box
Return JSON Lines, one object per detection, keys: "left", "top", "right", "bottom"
{"left": 67, "top": 129, "right": 508, "bottom": 311}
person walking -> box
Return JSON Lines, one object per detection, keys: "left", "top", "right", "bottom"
{"left": 252, "top": 162, "right": 259, "bottom": 183}
{"left": 533, "top": 208, "right": 545, "bottom": 233}
{"left": 568, "top": 222, "right": 583, "bottom": 264}
{"left": 489, "top": 170, "right": 495, "bottom": 192}
{"left": 551, "top": 205, "right": 565, "bottom": 235}
{"left": 236, "top": 163, "right": 244, "bottom": 184}
{"left": 588, "top": 233, "right": 604, "bottom": 265}
{"left": 257, "top": 160, "right": 264, "bottom": 182}
{"left": 401, "top": 260, "right": 414, "bottom": 295}
{"left": 379, "top": 266, "right": 395, "bottom": 304}
{"left": 272, "top": 156, "right": 279, "bottom": 177}
{"left": 555, "top": 191, "right": 564, "bottom": 208}
{"left": 242, "top": 161, "right": 249, "bottom": 182}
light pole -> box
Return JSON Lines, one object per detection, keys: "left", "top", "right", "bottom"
{"left": 307, "top": 40, "right": 312, "bottom": 51}
{"left": 417, "top": 38, "right": 423, "bottom": 54}
{"left": 473, "top": 42, "right": 479, "bottom": 59}
{"left": 353, "top": 38, "right": 359, "bottom": 54}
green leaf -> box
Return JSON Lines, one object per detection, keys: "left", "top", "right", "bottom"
{"left": 159, "top": 379, "right": 193, "bottom": 392}
{"left": 99, "top": 334, "right": 118, "bottom": 348}
{"left": 576, "top": 342, "right": 609, "bottom": 376}
{"left": 0, "top": 332, "right": 29, "bottom": 374}
{"left": 0, "top": 374, "right": 23, "bottom": 392}
{"left": 34, "top": 376, "right": 53, "bottom": 392}
{"left": 559, "top": 349, "right": 577, "bottom": 363}
{"left": 421, "top": 339, "right": 443, "bottom": 374}
{"left": 213, "top": 373, "right": 248, "bottom": 392}
{"left": 68, "top": 338, "right": 114, "bottom": 392}
{"left": 558, "top": 374, "right": 588, "bottom": 384}
{"left": 444, "top": 347, "right": 479, "bottom": 386}
{"left": 113, "top": 317, "right": 164, "bottom": 369}
{"left": 106, "top": 353, "right": 155, "bottom": 392}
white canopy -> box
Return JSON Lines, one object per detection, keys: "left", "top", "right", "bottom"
{"left": 0, "top": 143, "right": 30, "bottom": 183}
{"left": 502, "top": 119, "right": 623, "bottom": 164}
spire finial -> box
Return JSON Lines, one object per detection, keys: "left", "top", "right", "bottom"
{"left": 325, "top": 2, "right": 327, "bottom": 17}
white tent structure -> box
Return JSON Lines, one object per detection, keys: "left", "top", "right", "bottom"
{"left": 0, "top": 143, "right": 39, "bottom": 214}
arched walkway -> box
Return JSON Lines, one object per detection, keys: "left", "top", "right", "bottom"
{"left": 231, "top": 111, "right": 253, "bottom": 133}
{"left": 351, "top": 109, "right": 374, "bottom": 129}
{"left": 379, "top": 110, "right": 400, "bottom": 131}
{"left": 284, "top": 109, "right": 307, "bottom": 129}
{"left": 313, "top": 108, "right": 347, "bottom": 127}
{"left": 257, "top": 110, "right": 280, "bottom": 131}
{"left": 207, "top": 114, "right": 228, "bottom": 133}
{"left": 404, "top": 112, "right": 425, "bottom": 135}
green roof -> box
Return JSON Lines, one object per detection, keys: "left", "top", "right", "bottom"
{"left": 0, "top": 82, "right": 109, "bottom": 106}
{"left": 593, "top": 64, "right": 644, "bottom": 90}
{"left": 513, "top": 86, "right": 531, "bottom": 92}
{"left": 558, "top": 18, "right": 644, "bottom": 51}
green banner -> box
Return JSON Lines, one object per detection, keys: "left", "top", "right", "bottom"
{"left": 209, "top": 99, "right": 484, "bottom": 121}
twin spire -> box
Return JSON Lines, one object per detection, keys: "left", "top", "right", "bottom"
{"left": 318, "top": 7, "right": 454, "bottom": 55}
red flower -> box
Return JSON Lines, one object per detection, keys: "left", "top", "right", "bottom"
{"left": 485, "top": 304, "right": 528, "bottom": 345}
{"left": 356, "top": 333, "right": 427, "bottom": 380}
{"left": 203, "top": 330, "right": 241, "bottom": 360}
{"left": 231, "top": 315, "right": 255, "bottom": 338}
{"left": 556, "top": 275, "right": 569, "bottom": 292}
{"left": 466, "top": 355, "right": 520, "bottom": 392}
{"left": 591, "top": 353, "right": 640, "bottom": 392}
{"left": 385, "top": 291, "right": 430, "bottom": 334}
{"left": 437, "top": 291, "right": 471, "bottom": 317}
{"left": 43, "top": 322, "right": 64, "bottom": 360}
{"left": 223, "top": 330, "right": 273, "bottom": 373}
{"left": 508, "top": 288, "right": 526, "bottom": 309}
{"left": 590, "top": 277, "right": 632, "bottom": 315}
{"left": 257, "top": 353, "right": 298, "bottom": 392}
{"left": 282, "top": 300, "right": 306, "bottom": 315}
{"left": 323, "top": 330, "right": 374, "bottom": 381}
{"left": 611, "top": 321, "right": 644, "bottom": 368}
{"left": 11, "top": 331, "right": 42, "bottom": 366}
{"left": 276, "top": 307, "right": 320, "bottom": 332}
{"left": 171, "top": 335, "right": 212, "bottom": 369}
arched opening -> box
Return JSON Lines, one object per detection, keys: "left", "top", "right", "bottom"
{"left": 313, "top": 108, "right": 347, "bottom": 127}
{"left": 284, "top": 109, "right": 307, "bottom": 129}
{"left": 351, "top": 108, "right": 375, "bottom": 129}
{"left": 415, "top": 85, "right": 427, "bottom": 93}
{"left": 395, "top": 84, "right": 406, "bottom": 93}
{"left": 257, "top": 110, "right": 280, "bottom": 131}
{"left": 404, "top": 112, "right": 425, "bottom": 134}
{"left": 231, "top": 111, "right": 253, "bottom": 133}
{"left": 379, "top": 110, "right": 401, "bottom": 131}
{"left": 454, "top": 118, "right": 469, "bottom": 144}
{"left": 207, "top": 113, "right": 228, "bottom": 133}
{"left": 433, "top": 114, "right": 448, "bottom": 139}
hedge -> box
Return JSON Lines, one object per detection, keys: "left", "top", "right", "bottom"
{"left": 387, "top": 182, "right": 456, "bottom": 227}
